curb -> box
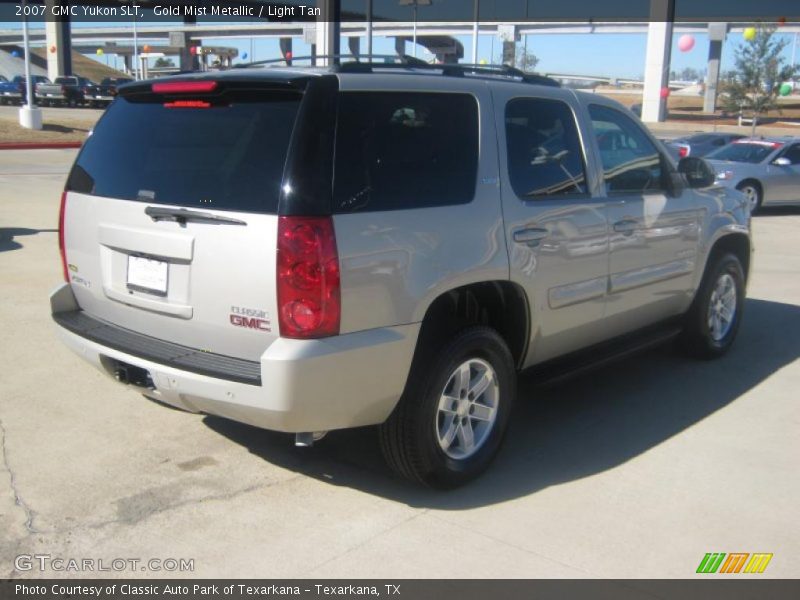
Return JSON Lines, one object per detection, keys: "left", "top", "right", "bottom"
{"left": 0, "top": 142, "right": 83, "bottom": 150}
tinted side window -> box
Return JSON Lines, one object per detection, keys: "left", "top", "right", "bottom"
{"left": 589, "top": 104, "right": 664, "bottom": 194}
{"left": 781, "top": 144, "right": 800, "bottom": 164}
{"left": 333, "top": 92, "right": 478, "bottom": 212}
{"left": 505, "top": 97, "right": 587, "bottom": 198}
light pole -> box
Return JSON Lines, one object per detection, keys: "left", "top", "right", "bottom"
{"left": 19, "top": 0, "right": 42, "bottom": 130}
{"left": 400, "top": 0, "right": 431, "bottom": 59}
{"left": 366, "top": 0, "right": 373, "bottom": 57}
{"left": 132, "top": 1, "right": 139, "bottom": 79}
{"left": 472, "top": 0, "right": 479, "bottom": 64}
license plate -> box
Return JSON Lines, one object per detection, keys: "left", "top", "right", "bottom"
{"left": 47, "top": 93, "right": 54, "bottom": 97}
{"left": 127, "top": 255, "right": 168, "bottom": 296}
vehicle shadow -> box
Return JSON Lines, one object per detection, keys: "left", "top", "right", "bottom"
{"left": 755, "top": 206, "right": 800, "bottom": 217}
{"left": 0, "top": 227, "right": 57, "bottom": 253}
{"left": 42, "top": 123, "right": 90, "bottom": 134}
{"left": 204, "top": 298, "right": 800, "bottom": 509}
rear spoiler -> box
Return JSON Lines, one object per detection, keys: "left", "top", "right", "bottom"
{"left": 117, "top": 75, "right": 314, "bottom": 100}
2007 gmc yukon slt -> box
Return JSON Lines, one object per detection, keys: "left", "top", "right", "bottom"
{"left": 51, "top": 61, "right": 752, "bottom": 487}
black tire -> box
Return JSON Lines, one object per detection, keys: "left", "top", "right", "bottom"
{"left": 680, "top": 253, "right": 745, "bottom": 359}
{"left": 736, "top": 180, "right": 763, "bottom": 214}
{"left": 379, "top": 326, "right": 516, "bottom": 488}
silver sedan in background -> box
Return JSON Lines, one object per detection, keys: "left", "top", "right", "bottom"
{"left": 705, "top": 137, "right": 800, "bottom": 212}
{"left": 665, "top": 132, "right": 746, "bottom": 160}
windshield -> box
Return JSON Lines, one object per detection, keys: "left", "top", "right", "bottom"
{"left": 707, "top": 142, "right": 780, "bottom": 163}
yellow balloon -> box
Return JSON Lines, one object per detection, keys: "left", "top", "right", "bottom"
{"left": 479, "top": 58, "right": 488, "bottom": 65}
{"left": 96, "top": 48, "right": 104, "bottom": 56}
{"left": 743, "top": 27, "right": 757, "bottom": 41}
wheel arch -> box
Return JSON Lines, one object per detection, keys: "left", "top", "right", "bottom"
{"left": 700, "top": 230, "right": 752, "bottom": 287}
{"left": 411, "top": 281, "right": 531, "bottom": 372}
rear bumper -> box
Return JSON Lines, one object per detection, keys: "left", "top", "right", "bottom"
{"left": 51, "top": 283, "right": 419, "bottom": 433}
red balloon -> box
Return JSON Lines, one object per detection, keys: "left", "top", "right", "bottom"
{"left": 189, "top": 46, "right": 197, "bottom": 55}
{"left": 660, "top": 87, "right": 670, "bottom": 99}
{"left": 285, "top": 51, "right": 293, "bottom": 60}
{"left": 143, "top": 44, "right": 151, "bottom": 53}
{"left": 49, "top": 45, "right": 56, "bottom": 54}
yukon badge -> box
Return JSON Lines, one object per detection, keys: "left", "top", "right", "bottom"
{"left": 229, "top": 306, "right": 271, "bottom": 332}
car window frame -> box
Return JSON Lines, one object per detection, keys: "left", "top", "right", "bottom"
{"left": 587, "top": 103, "right": 671, "bottom": 197}
{"left": 777, "top": 143, "right": 800, "bottom": 165}
{"left": 503, "top": 95, "right": 592, "bottom": 203}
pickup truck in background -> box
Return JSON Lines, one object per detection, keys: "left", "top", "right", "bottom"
{"left": 0, "top": 75, "right": 50, "bottom": 105}
{"left": 83, "top": 77, "right": 134, "bottom": 107}
{"left": 35, "top": 76, "right": 95, "bottom": 107}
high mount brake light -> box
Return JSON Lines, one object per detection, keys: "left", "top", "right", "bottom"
{"left": 277, "top": 216, "right": 340, "bottom": 339}
{"left": 164, "top": 100, "right": 212, "bottom": 108}
{"left": 151, "top": 81, "right": 218, "bottom": 94}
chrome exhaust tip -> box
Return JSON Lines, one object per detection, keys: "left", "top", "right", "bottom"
{"left": 295, "top": 431, "right": 328, "bottom": 447}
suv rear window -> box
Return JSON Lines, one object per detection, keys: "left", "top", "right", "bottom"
{"left": 333, "top": 92, "right": 479, "bottom": 213}
{"left": 67, "top": 89, "right": 301, "bottom": 214}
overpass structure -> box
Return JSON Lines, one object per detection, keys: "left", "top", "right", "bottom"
{"left": 2, "top": 0, "right": 798, "bottom": 122}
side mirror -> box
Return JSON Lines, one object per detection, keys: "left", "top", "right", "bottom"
{"left": 772, "top": 157, "right": 791, "bottom": 166}
{"left": 678, "top": 156, "right": 715, "bottom": 189}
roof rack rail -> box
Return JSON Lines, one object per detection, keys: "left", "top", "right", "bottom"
{"left": 438, "top": 63, "right": 560, "bottom": 87}
{"left": 334, "top": 60, "right": 560, "bottom": 87}
{"left": 234, "top": 54, "right": 428, "bottom": 69}
{"left": 235, "top": 54, "right": 561, "bottom": 87}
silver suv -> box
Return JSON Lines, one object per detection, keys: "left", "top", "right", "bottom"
{"left": 51, "top": 61, "right": 752, "bottom": 487}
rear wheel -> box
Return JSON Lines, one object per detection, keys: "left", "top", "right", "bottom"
{"left": 737, "top": 181, "right": 762, "bottom": 213}
{"left": 379, "top": 326, "right": 515, "bottom": 488}
{"left": 680, "top": 253, "right": 745, "bottom": 359}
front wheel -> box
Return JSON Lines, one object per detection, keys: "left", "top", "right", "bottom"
{"left": 379, "top": 326, "right": 515, "bottom": 488}
{"left": 737, "top": 181, "right": 762, "bottom": 213}
{"left": 680, "top": 253, "right": 745, "bottom": 359}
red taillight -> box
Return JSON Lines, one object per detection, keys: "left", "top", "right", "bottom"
{"left": 277, "top": 216, "right": 340, "bottom": 339}
{"left": 152, "top": 80, "right": 218, "bottom": 94}
{"left": 678, "top": 146, "right": 689, "bottom": 158}
{"left": 58, "top": 191, "right": 68, "bottom": 282}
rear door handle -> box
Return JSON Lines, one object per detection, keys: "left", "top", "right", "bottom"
{"left": 513, "top": 227, "right": 549, "bottom": 246}
{"left": 613, "top": 219, "right": 638, "bottom": 234}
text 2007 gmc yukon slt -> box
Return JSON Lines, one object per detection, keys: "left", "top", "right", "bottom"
{"left": 51, "top": 60, "right": 752, "bottom": 487}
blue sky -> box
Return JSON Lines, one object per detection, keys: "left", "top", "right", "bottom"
{"left": 2, "top": 20, "right": 798, "bottom": 79}
{"left": 181, "top": 29, "right": 800, "bottom": 79}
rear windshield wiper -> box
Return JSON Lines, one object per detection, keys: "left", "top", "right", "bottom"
{"left": 144, "top": 206, "right": 247, "bottom": 226}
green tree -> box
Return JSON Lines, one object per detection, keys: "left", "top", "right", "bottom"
{"left": 721, "top": 24, "right": 798, "bottom": 134}
{"left": 514, "top": 47, "right": 539, "bottom": 71}
{"left": 679, "top": 67, "right": 702, "bottom": 81}
{"left": 495, "top": 46, "right": 539, "bottom": 71}
{"left": 153, "top": 57, "right": 175, "bottom": 68}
